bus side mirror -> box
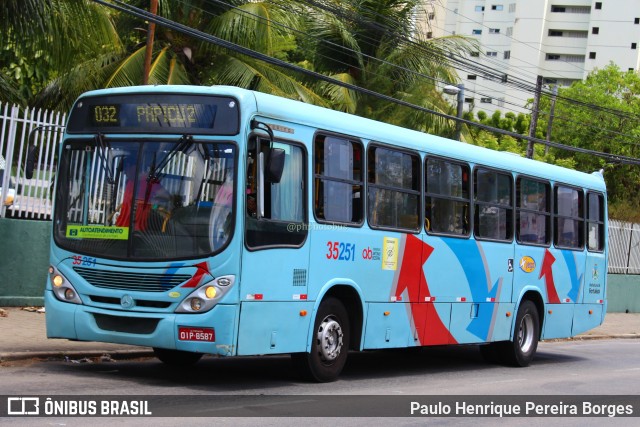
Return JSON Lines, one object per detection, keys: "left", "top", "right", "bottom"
{"left": 257, "top": 147, "right": 286, "bottom": 219}
{"left": 266, "top": 148, "right": 285, "bottom": 183}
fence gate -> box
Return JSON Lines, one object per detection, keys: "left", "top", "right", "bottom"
{"left": 0, "top": 102, "right": 66, "bottom": 220}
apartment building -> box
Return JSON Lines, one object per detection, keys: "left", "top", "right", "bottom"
{"left": 419, "top": 0, "right": 640, "bottom": 114}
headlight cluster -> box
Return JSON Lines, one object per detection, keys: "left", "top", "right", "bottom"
{"left": 49, "top": 265, "right": 83, "bottom": 304}
{"left": 175, "top": 275, "right": 235, "bottom": 314}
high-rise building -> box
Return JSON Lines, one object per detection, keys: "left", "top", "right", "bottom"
{"left": 419, "top": 1, "right": 640, "bottom": 114}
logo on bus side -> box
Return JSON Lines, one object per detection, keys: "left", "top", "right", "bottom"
{"left": 519, "top": 256, "right": 536, "bottom": 273}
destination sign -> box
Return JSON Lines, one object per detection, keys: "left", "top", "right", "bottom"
{"left": 67, "top": 93, "right": 240, "bottom": 135}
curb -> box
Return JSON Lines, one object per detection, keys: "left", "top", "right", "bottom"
{"left": 568, "top": 334, "right": 640, "bottom": 340}
{"left": 0, "top": 349, "right": 154, "bottom": 363}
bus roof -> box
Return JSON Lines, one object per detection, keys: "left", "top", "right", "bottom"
{"left": 75, "top": 85, "right": 606, "bottom": 193}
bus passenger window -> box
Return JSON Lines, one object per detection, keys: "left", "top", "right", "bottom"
{"left": 425, "top": 158, "right": 470, "bottom": 236}
{"left": 587, "top": 192, "right": 605, "bottom": 252}
{"left": 516, "top": 177, "right": 550, "bottom": 245}
{"left": 368, "top": 145, "right": 420, "bottom": 231}
{"left": 314, "top": 134, "right": 363, "bottom": 224}
{"left": 474, "top": 168, "right": 513, "bottom": 241}
{"left": 554, "top": 185, "right": 584, "bottom": 249}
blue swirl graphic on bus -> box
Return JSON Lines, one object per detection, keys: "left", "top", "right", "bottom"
{"left": 444, "top": 239, "right": 499, "bottom": 341}
{"left": 562, "top": 251, "right": 583, "bottom": 302}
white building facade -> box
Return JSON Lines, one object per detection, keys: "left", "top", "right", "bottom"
{"left": 421, "top": 0, "right": 640, "bottom": 114}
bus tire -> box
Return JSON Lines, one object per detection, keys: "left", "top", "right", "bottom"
{"left": 153, "top": 348, "right": 203, "bottom": 367}
{"left": 291, "top": 297, "right": 350, "bottom": 382}
{"left": 500, "top": 300, "right": 540, "bottom": 367}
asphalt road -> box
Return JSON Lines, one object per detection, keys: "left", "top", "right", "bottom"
{"left": 1, "top": 339, "right": 639, "bottom": 425}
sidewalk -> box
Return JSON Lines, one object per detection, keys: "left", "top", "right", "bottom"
{"left": 1, "top": 307, "right": 639, "bottom": 362}
{"left": 0, "top": 307, "right": 153, "bottom": 362}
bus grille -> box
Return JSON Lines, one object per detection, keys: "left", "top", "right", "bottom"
{"left": 73, "top": 267, "right": 191, "bottom": 292}
{"left": 89, "top": 295, "right": 172, "bottom": 309}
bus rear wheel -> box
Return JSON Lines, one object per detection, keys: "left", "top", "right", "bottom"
{"left": 153, "top": 348, "right": 203, "bottom": 367}
{"left": 292, "top": 297, "right": 350, "bottom": 382}
{"left": 501, "top": 300, "right": 540, "bottom": 367}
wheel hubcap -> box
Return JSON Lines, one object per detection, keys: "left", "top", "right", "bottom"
{"left": 518, "top": 313, "right": 534, "bottom": 353}
{"left": 316, "top": 316, "right": 343, "bottom": 362}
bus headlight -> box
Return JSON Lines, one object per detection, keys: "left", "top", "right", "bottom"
{"left": 176, "top": 275, "right": 235, "bottom": 314}
{"left": 53, "top": 275, "right": 64, "bottom": 287}
{"left": 49, "top": 265, "right": 83, "bottom": 304}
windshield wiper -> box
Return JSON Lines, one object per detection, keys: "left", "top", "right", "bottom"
{"left": 148, "top": 134, "right": 194, "bottom": 183}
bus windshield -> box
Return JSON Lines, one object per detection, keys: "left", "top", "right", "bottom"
{"left": 53, "top": 138, "right": 236, "bottom": 260}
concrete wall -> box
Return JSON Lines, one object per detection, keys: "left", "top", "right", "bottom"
{"left": 0, "top": 217, "right": 639, "bottom": 311}
{"left": 607, "top": 275, "right": 640, "bottom": 313}
{"left": 0, "top": 218, "right": 50, "bottom": 306}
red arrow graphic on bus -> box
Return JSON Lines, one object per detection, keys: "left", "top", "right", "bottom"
{"left": 394, "top": 235, "right": 456, "bottom": 346}
{"left": 181, "top": 261, "right": 211, "bottom": 288}
{"left": 539, "top": 249, "right": 560, "bottom": 304}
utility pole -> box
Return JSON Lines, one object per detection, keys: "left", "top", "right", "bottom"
{"left": 443, "top": 84, "right": 465, "bottom": 141}
{"left": 454, "top": 83, "right": 464, "bottom": 141}
{"left": 526, "top": 75, "right": 543, "bottom": 159}
{"left": 142, "top": 0, "right": 159, "bottom": 85}
{"left": 545, "top": 84, "right": 558, "bottom": 155}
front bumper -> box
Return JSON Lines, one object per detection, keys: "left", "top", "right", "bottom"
{"left": 44, "top": 290, "right": 238, "bottom": 355}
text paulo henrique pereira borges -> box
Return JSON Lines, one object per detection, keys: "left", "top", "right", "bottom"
{"left": 410, "top": 400, "right": 634, "bottom": 417}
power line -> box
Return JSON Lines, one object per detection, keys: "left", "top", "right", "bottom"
{"left": 295, "top": 0, "right": 640, "bottom": 129}
{"left": 199, "top": 0, "right": 533, "bottom": 117}
{"left": 90, "top": 0, "right": 640, "bottom": 166}
{"left": 286, "top": 0, "right": 543, "bottom": 111}
{"left": 290, "top": 0, "right": 640, "bottom": 123}
{"left": 430, "top": 3, "right": 640, "bottom": 122}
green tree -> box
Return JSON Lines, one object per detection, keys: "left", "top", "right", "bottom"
{"left": 36, "top": 0, "right": 326, "bottom": 110}
{"left": 535, "top": 64, "right": 640, "bottom": 214}
{"left": 466, "top": 110, "right": 529, "bottom": 156}
{"left": 1, "top": 0, "right": 123, "bottom": 106}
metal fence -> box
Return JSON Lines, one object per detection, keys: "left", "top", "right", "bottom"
{"left": 0, "top": 102, "right": 66, "bottom": 220}
{"left": 608, "top": 220, "right": 640, "bottom": 274}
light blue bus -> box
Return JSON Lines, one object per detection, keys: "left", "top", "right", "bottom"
{"left": 45, "top": 85, "right": 607, "bottom": 381}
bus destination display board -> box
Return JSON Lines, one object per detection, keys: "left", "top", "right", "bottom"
{"left": 67, "top": 93, "right": 240, "bottom": 135}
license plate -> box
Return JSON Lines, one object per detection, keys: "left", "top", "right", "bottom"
{"left": 178, "top": 327, "right": 215, "bottom": 342}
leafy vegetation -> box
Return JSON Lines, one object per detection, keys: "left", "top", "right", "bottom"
{"left": 534, "top": 64, "right": 640, "bottom": 220}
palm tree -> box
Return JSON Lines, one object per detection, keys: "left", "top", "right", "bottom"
{"left": 1, "top": 0, "right": 123, "bottom": 106}
{"left": 36, "top": 0, "right": 328, "bottom": 110}
{"left": 296, "top": 0, "right": 477, "bottom": 135}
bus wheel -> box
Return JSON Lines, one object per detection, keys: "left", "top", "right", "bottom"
{"left": 292, "top": 297, "right": 350, "bottom": 382}
{"left": 153, "top": 348, "right": 203, "bottom": 367}
{"left": 501, "top": 300, "right": 540, "bottom": 367}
